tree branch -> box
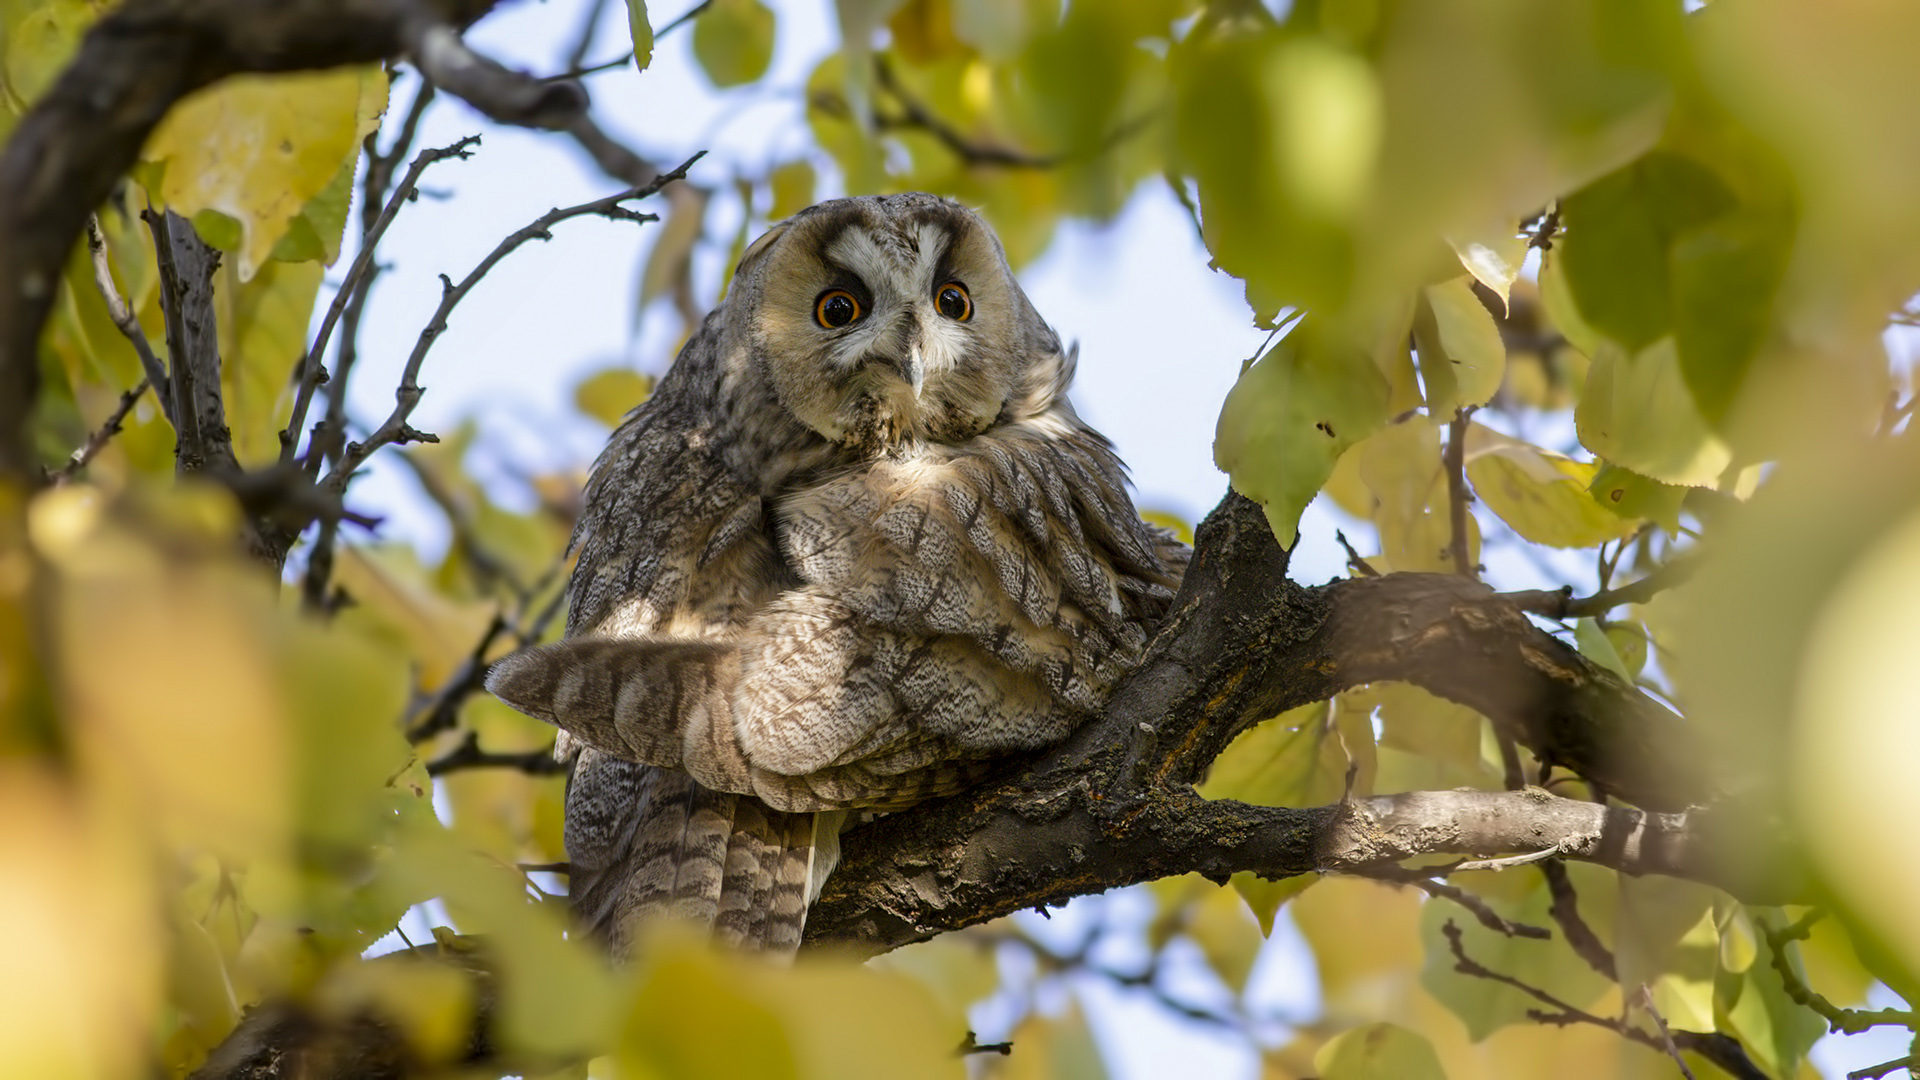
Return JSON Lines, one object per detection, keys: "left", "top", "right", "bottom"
{"left": 0, "top": 0, "right": 505, "bottom": 487}
{"left": 85, "top": 213, "right": 171, "bottom": 420}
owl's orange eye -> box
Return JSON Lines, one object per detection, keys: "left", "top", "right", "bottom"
{"left": 815, "top": 290, "right": 862, "bottom": 328}
{"left": 935, "top": 282, "right": 972, "bottom": 322}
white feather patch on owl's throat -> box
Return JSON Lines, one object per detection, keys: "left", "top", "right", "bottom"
{"left": 816, "top": 222, "right": 987, "bottom": 446}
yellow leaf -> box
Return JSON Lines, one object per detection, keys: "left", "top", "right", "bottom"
{"left": 1447, "top": 224, "right": 1528, "bottom": 314}
{"left": 143, "top": 66, "right": 388, "bottom": 279}
{"left": 692, "top": 0, "right": 776, "bottom": 87}
{"left": 1414, "top": 277, "right": 1506, "bottom": 414}
{"left": 1464, "top": 424, "right": 1638, "bottom": 548}
{"left": 332, "top": 544, "right": 498, "bottom": 690}
{"left": 0, "top": 765, "right": 162, "bottom": 1080}
{"left": 1315, "top": 1022, "right": 1449, "bottom": 1080}
{"left": 574, "top": 367, "right": 655, "bottom": 428}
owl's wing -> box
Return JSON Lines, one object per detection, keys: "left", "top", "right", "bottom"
{"left": 492, "top": 413, "right": 1183, "bottom": 812}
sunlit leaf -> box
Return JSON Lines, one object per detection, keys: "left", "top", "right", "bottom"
{"left": 1215, "top": 325, "right": 1393, "bottom": 544}
{"left": 1414, "top": 277, "right": 1506, "bottom": 415}
{"left": 1447, "top": 225, "right": 1527, "bottom": 315}
{"left": 768, "top": 158, "right": 816, "bottom": 220}
{"left": 1586, "top": 463, "right": 1684, "bottom": 535}
{"left": 143, "top": 66, "right": 388, "bottom": 279}
{"left": 627, "top": 0, "right": 655, "bottom": 70}
{"left": 574, "top": 367, "right": 655, "bottom": 428}
{"left": 1315, "top": 1022, "right": 1448, "bottom": 1080}
{"left": 1575, "top": 338, "right": 1732, "bottom": 488}
{"left": 1464, "top": 425, "right": 1638, "bottom": 548}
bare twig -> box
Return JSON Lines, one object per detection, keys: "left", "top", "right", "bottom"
{"left": 1763, "top": 912, "right": 1920, "bottom": 1035}
{"left": 1851, "top": 1055, "right": 1920, "bottom": 1080}
{"left": 1541, "top": 861, "right": 1616, "bottom": 980}
{"left": 425, "top": 731, "right": 567, "bottom": 777}
{"left": 84, "top": 214, "right": 170, "bottom": 420}
{"left": 1372, "top": 872, "right": 1550, "bottom": 939}
{"left": 1501, "top": 556, "right": 1699, "bottom": 620}
{"left": 1445, "top": 406, "right": 1477, "bottom": 578}
{"left": 50, "top": 377, "right": 149, "bottom": 485}
{"left": 958, "top": 1032, "right": 1013, "bottom": 1057}
{"left": 654, "top": 0, "right": 713, "bottom": 39}
{"left": 1334, "top": 530, "right": 1381, "bottom": 578}
{"left": 1527, "top": 204, "right": 1562, "bottom": 252}
{"left": 1445, "top": 920, "right": 1769, "bottom": 1080}
{"left": 284, "top": 134, "right": 481, "bottom": 465}
{"left": 1635, "top": 985, "right": 1697, "bottom": 1080}
{"left": 564, "top": 0, "right": 612, "bottom": 71}
{"left": 320, "top": 152, "right": 702, "bottom": 497}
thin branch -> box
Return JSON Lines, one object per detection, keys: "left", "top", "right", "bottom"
{"left": 1445, "top": 406, "right": 1477, "bottom": 579}
{"left": 320, "top": 152, "right": 701, "bottom": 497}
{"left": 1502, "top": 556, "right": 1699, "bottom": 620}
{"left": 1763, "top": 912, "right": 1920, "bottom": 1035}
{"left": 425, "top": 731, "right": 567, "bottom": 776}
{"left": 1527, "top": 204, "right": 1562, "bottom": 252}
{"left": 284, "top": 134, "right": 480, "bottom": 465}
{"left": 1334, "top": 530, "right": 1380, "bottom": 577}
{"left": 1852, "top": 1055, "right": 1920, "bottom": 1080}
{"left": 1445, "top": 920, "right": 1769, "bottom": 1080}
{"left": 50, "top": 377, "right": 149, "bottom": 485}
{"left": 1635, "top": 985, "right": 1697, "bottom": 1080}
{"left": 1364, "top": 871, "right": 1550, "bottom": 939}
{"left": 401, "top": 5, "right": 588, "bottom": 130}
{"left": 1541, "top": 861, "right": 1616, "bottom": 980}
{"left": 564, "top": 0, "right": 612, "bottom": 71}
{"left": 84, "top": 214, "right": 171, "bottom": 420}
{"left": 654, "top": 0, "right": 713, "bottom": 40}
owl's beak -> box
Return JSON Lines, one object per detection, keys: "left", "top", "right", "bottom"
{"left": 871, "top": 349, "right": 925, "bottom": 397}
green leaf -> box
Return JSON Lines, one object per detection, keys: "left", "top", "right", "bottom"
{"left": 1669, "top": 208, "right": 1793, "bottom": 426}
{"left": 626, "top": 0, "right": 655, "bottom": 70}
{"left": 1230, "top": 872, "right": 1317, "bottom": 938}
{"left": 1214, "top": 324, "right": 1393, "bottom": 544}
{"left": 1586, "top": 463, "right": 1685, "bottom": 534}
{"left": 1199, "top": 701, "right": 1345, "bottom": 810}
{"left": 1414, "top": 276, "right": 1507, "bottom": 414}
{"left": 1557, "top": 151, "right": 1735, "bottom": 352}
{"left": 1615, "top": 876, "right": 1719, "bottom": 1032}
{"left": 1314, "top": 1022, "right": 1448, "bottom": 1080}
{"left": 1170, "top": 30, "right": 1377, "bottom": 318}
{"left": 1186, "top": 882, "right": 1265, "bottom": 993}
{"left": 1574, "top": 618, "right": 1633, "bottom": 682}
{"left": 269, "top": 152, "right": 357, "bottom": 265}
{"left": 693, "top": 0, "right": 776, "bottom": 88}
{"left": 1464, "top": 425, "right": 1639, "bottom": 548}
{"left": 1574, "top": 338, "right": 1731, "bottom": 488}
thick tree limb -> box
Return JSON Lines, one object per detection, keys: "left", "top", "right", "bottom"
{"left": 804, "top": 494, "right": 1776, "bottom": 954}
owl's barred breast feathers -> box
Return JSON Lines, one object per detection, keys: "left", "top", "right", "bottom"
{"left": 487, "top": 193, "right": 1186, "bottom": 954}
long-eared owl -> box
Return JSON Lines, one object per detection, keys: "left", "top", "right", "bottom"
{"left": 488, "top": 193, "right": 1186, "bottom": 954}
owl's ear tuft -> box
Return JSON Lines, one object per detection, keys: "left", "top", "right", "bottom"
{"left": 733, "top": 221, "right": 791, "bottom": 282}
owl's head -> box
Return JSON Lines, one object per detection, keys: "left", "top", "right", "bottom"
{"left": 725, "top": 193, "right": 1064, "bottom": 451}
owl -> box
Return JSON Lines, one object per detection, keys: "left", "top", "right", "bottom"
{"left": 487, "top": 194, "right": 1186, "bottom": 954}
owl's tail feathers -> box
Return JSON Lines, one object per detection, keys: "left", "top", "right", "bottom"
{"left": 564, "top": 753, "right": 841, "bottom": 956}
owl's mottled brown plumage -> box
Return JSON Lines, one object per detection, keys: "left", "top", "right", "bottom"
{"left": 489, "top": 193, "right": 1185, "bottom": 954}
